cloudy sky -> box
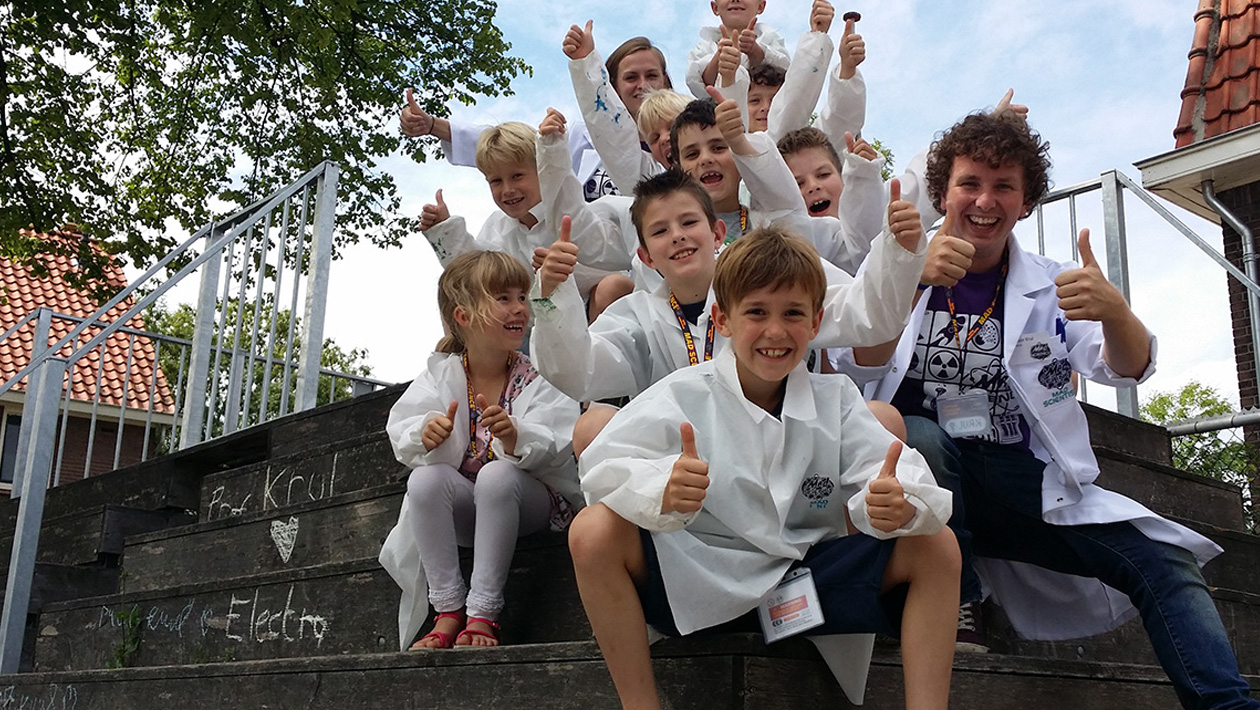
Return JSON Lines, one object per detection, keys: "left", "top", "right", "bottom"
{"left": 318, "top": 0, "right": 1235, "bottom": 414}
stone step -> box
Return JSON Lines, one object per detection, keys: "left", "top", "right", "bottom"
{"left": 34, "top": 535, "right": 588, "bottom": 672}
{"left": 198, "top": 432, "right": 399, "bottom": 524}
{"left": 0, "top": 505, "right": 195, "bottom": 568}
{"left": 122, "top": 484, "right": 403, "bottom": 593}
{"left": 266, "top": 384, "right": 405, "bottom": 460}
{"left": 1, "top": 637, "right": 1255, "bottom": 709}
{"left": 1082, "top": 403, "right": 1173, "bottom": 468}
{"left": 1094, "top": 445, "right": 1248, "bottom": 531}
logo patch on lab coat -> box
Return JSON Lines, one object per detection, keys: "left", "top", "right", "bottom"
{"left": 801, "top": 475, "right": 834, "bottom": 509}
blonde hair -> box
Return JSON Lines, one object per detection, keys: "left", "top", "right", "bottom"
{"left": 713, "top": 226, "right": 826, "bottom": 313}
{"left": 474, "top": 122, "right": 538, "bottom": 175}
{"left": 636, "top": 89, "right": 690, "bottom": 139}
{"left": 436, "top": 251, "right": 532, "bottom": 354}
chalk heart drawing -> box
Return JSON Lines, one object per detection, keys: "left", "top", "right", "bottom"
{"left": 270, "top": 516, "right": 300, "bottom": 563}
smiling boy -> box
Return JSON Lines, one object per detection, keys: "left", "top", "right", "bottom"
{"left": 569, "top": 227, "right": 958, "bottom": 710}
{"left": 686, "top": 0, "right": 790, "bottom": 98}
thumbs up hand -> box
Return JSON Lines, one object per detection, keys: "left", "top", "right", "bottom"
{"left": 838, "top": 15, "right": 865, "bottom": 79}
{"left": 919, "top": 208, "right": 975, "bottom": 287}
{"left": 422, "top": 400, "right": 460, "bottom": 451}
{"left": 716, "top": 27, "right": 741, "bottom": 87}
{"left": 707, "top": 85, "right": 754, "bottom": 156}
{"left": 886, "top": 178, "right": 924, "bottom": 254}
{"left": 476, "top": 393, "right": 518, "bottom": 457}
{"left": 563, "top": 20, "right": 595, "bottom": 60}
{"left": 662, "top": 423, "right": 710, "bottom": 515}
{"left": 810, "top": 0, "right": 834, "bottom": 34}
{"left": 420, "top": 189, "right": 450, "bottom": 231}
{"left": 737, "top": 16, "right": 760, "bottom": 57}
{"left": 865, "top": 441, "right": 913, "bottom": 532}
{"left": 540, "top": 215, "right": 579, "bottom": 298}
{"left": 1054, "top": 229, "right": 1125, "bottom": 322}
{"left": 400, "top": 88, "right": 436, "bottom": 137}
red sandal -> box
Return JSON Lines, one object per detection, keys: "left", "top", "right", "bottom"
{"left": 410, "top": 610, "right": 465, "bottom": 650}
{"left": 454, "top": 616, "right": 500, "bottom": 647}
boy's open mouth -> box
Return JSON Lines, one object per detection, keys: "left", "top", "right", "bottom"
{"left": 808, "top": 199, "right": 832, "bottom": 216}
{"left": 670, "top": 247, "right": 697, "bottom": 261}
{"left": 699, "top": 171, "right": 723, "bottom": 186}
{"left": 757, "top": 347, "right": 789, "bottom": 359}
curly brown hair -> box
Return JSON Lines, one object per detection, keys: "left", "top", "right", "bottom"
{"left": 924, "top": 112, "right": 1050, "bottom": 218}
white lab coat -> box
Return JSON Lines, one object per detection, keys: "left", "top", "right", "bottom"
{"left": 567, "top": 50, "right": 664, "bottom": 198}
{"left": 530, "top": 225, "right": 926, "bottom": 403}
{"left": 817, "top": 66, "right": 866, "bottom": 145}
{"left": 686, "top": 24, "right": 791, "bottom": 99}
{"left": 867, "top": 234, "right": 1223, "bottom": 640}
{"left": 581, "top": 346, "right": 951, "bottom": 702}
{"left": 378, "top": 352, "right": 583, "bottom": 651}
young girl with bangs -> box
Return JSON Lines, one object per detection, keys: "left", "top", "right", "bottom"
{"left": 379, "top": 250, "right": 582, "bottom": 649}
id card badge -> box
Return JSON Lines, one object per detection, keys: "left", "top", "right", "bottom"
{"left": 937, "top": 390, "right": 991, "bottom": 439}
{"left": 758, "top": 567, "right": 825, "bottom": 643}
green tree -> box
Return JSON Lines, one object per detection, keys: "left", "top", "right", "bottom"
{"left": 1, "top": 0, "right": 528, "bottom": 291}
{"left": 1141, "top": 381, "right": 1255, "bottom": 527}
{"left": 145, "top": 298, "right": 374, "bottom": 437}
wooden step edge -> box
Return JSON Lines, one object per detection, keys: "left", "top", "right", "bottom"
{"left": 1091, "top": 445, "right": 1245, "bottom": 494}
{"left": 199, "top": 430, "right": 392, "bottom": 484}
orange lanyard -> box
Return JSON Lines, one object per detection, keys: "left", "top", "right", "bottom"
{"left": 722, "top": 206, "right": 749, "bottom": 246}
{"left": 668, "top": 292, "right": 715, "bottom": 366}
{"left": 461, "top": 352, "right": 515, "bottom": 462}
{"left": 945, "top": 252, "right": 1008, "bottom": 349}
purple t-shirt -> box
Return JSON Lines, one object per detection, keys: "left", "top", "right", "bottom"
{"left": 891, "top": 265, "right": 1033, "bottom": 450}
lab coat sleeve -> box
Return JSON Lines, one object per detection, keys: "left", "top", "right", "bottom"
{"left": 537, "top": 132, "right": 637, "bottom": 273}
{"left": 817, "top": 66, "right": 866, "bottom": 143}
{"left": 835, "top": 148, "right": 886, "bottom": 269}
{"left": 1051, "top": 262, "right": 1159, "bottom": 386}
{"left": 580, "top": 391, "right": 696, "bottom": 531}
{"left": 815, "top": 229, "right": 927, "bottom": 347}
{"left": 766, "top": 31, "right": 832, "bottom": 142}
{"left": 568, "top": 50, "right": 661, "bottom": 196}
{"left": 734, "top": 132, "right": 810, "bottom": 222}
{"left": 386, "top": 362, "right": 465, "bottom": 470}
{"left": 529, "top": 275, "right": 653, "bottom": 402}
{"left": 421, "top": 215, "right": 479, "bottom": 268}
{"left": 442, "top": 120, "right": 491, "bottom": 168}
{"left": 834, "top": 386, "right": 951, "bottom": 538}
{"left": 722, "top": 66, "right": 753, "bottom": 131}
{"left": 756, "top": 26, "right": 792, "bottom": 72}
{"left": 686, "top": 34, "right": 720, "bottom": 99}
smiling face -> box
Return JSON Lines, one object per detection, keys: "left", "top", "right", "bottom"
{"left": 676, "top": 123, "right": 741, "bottom": 212}
{"left": 483, "top": 161, "right": 542, "bottom": 225}
{"left": 944, "top": 154, "right": 1030, "bottom": 271}
{"left": 636, "top": 191, "right": 725, "bottom": 300}
{"left": 785, "top": 146, "right": 844, "bottom": 219}
{"left": 459, "top": 287, "right": 530, "bottom": 354}
{"left": 746, "top": 82, "right": 779, "bottom": 133}
{"left": 614, "top": 49, "right": 668, "bottom": 118}
{"left": 714, "top": 283, "right": 822, "bottom": 408}
{"left": 711, "top": 0, "right": 766, "bottom": 31}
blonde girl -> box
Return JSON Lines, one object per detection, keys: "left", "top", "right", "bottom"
{"left": 380, "top": 251, "right": 582, "bottom": 649}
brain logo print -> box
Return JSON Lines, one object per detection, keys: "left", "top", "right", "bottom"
{"left": 1030, "top": 343, "right": 1051, "bottom": 360}
{"left": 800, "top": 475, "right": 834, "bottom": 501}
{"left": 973, "top": 320, "right": 1000, "bottom": 350}
{"left": 1037, "top": 358, "right": 1072, "bottom": 390}
{"left": 927, "top": 350, "right": 961, "bottom": 380}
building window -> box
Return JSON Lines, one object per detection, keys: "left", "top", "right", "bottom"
{"left": 0, "top": 413, "right": 21, "bottom": 484}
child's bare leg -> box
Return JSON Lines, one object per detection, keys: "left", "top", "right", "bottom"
{"left": 568, "top": 503, "right": 660, "bottom": 710}
{"left": 574, "top": 403, "right": 619, "bottom": 459}
{"left": 866, "top": 401, "right": 907, "bottom": 441}
{"left": 589, "top": 274, "right": 636, "bottom": 321}
{"left": 882, "top": 527, "right": 960, "bottom": 710}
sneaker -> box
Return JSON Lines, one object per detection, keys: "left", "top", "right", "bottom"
{"left": 955, "top": 602, "right": 989, "bottom": 653}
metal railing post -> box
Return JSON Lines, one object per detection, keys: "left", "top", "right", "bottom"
{"left": 296, "top": 163, "right": 339, "bottom": 412}
{"left": 1100, "top": 171, "right": 1138, "bottom": 418}
{"left": 180, "top": 226, "right": 222, "bottom": 449}
{"left": 0, "top": 356, "right": 69, "bottom": 673}
{"left": 10, "top": 308, "right": 51, "bottom": 498}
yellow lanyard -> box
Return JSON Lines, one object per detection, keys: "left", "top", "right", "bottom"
{"left": 668, "top": 292, "right": 715, "bottom": 366}
{"left": 461, "top": 352, "right": 516, "bottom": 462}
{"left": 945, "top": 252, "right": 1008, "bottom": 349}
{"left": 722, "top": 206, "right": 749, "bottom": 246}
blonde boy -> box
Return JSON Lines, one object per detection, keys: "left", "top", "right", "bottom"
{"left": 686, "top": 0, "right": 790, "bottom": 98}
{"left": 569, "top": 228, "right": 959, "bottom": 710}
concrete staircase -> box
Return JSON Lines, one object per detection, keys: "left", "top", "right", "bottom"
{"left": 0, "top": 388, "right": 1254, "bottom": 708}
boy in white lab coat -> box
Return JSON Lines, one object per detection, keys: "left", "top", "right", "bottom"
{"left": 569, "top": 227, "right": 959, "bottom": 710}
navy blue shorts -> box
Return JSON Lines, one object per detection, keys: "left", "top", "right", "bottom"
{"left": 637, "top": 529, "right": 906, "bottom": 638}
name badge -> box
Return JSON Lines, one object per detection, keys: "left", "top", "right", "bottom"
{"left": 758, "top": 568, "right": 825, "bottom": 643}
{"left": 937, "top": 390, "right": 991, "bottom": 439}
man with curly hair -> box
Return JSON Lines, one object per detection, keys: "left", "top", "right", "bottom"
{"left": 867, "top": 110, "right": 1258, "bottom": 709}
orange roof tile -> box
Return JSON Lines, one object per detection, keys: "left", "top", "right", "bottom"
{"left": 1, "top": 227, "right": 176, "bottom": 414}
{"left": 1176, "top": 0, "right": 1260, "bottom": 147}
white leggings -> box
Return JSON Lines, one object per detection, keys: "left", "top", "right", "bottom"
{"left": 406, "top": 461, "right": 552, "bottom": 620}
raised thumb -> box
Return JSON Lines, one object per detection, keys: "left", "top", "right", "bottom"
{"left": 889, "top": 177, "right": 902, "bottom": 205}
{"left": 435, "top": 189, "right": 446, "bottom": 207}
{"left": 844, "top": 17, "right": 855, "bottom": 36}
{"left": 406, "top": 87, "right": 420, "bottom": 110}
{"left": 559, "top": 214, "right": 572, "bottom": 243}
{"left": 877, "top": 440, "right": 902, "bottom": 479}
{"left": 474, "top": 393, "right": 489, "bottom": 412}
{"left": 705, "top": 84, "right": 727, "bottom": 104}
{"left": 680, "top": 422, "right": 700, "bottom": 460}
{"left": 445, "top": 399, "right": 459, "bottom": 421}
{"left": 1077, "top": 228, "right": 1098, "bottom": 267}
